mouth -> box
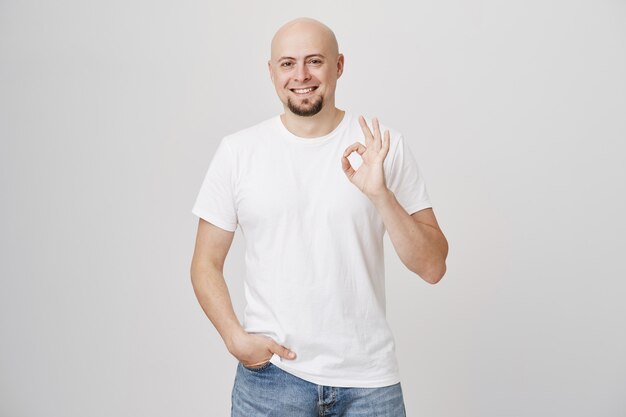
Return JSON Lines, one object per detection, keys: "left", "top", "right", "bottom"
{"left": 289, "top": 86, "right": 318, "bottom": 96}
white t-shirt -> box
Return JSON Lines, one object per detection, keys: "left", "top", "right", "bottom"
{"left": 191, "top": 112, "right": 432, "bottom": 388}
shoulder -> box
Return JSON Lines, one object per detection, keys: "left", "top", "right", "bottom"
{"left": 222, "top": 114, "right": 279, "bottom": 150}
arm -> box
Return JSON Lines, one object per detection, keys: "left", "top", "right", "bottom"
{"left": 190, "top": 218, "right": 243, "bottom": 350}
{"left": 371, "top": 192, "right": 448, "bottom": 284}
{"left": 341, "top": 116, "right": 448, "bottom": 284}
{"left": 189, "top": 218, "right": 296, "bottom": 366}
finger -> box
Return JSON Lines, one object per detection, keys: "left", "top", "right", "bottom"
{"left": 343, "top": 142, "right": 366, "bottom": 157}
{"left": 246, "top": 359, "right": 271, "bottom": 367}
{"left": 358, "top": 115, "right": 374, "bottom": 145}
{"left": 373, "top": 117, "right": 382, "bottom": 148}
{"left": 381, "top": 129, "right": 391, "bottom": 157}
{"left": 270, "top": 341, "right": 296, "bottom": 360}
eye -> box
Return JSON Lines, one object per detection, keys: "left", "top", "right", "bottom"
{"left": 309, "top": 59, "right": 322, "bottom": 64}
{"left": 280, "top": 61, "right": 293, "bottom": 68}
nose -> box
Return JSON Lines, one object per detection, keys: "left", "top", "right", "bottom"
{"left": 294, "top": 62, "right": 311, "bottom": 82}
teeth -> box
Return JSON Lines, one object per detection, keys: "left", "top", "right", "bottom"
{"left": 293, "top": 87, "right": 315, "bottom": 94}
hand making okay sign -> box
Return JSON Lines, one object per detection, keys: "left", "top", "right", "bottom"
{"left": 341, "top": 115, "right": 391, "bottom": 200}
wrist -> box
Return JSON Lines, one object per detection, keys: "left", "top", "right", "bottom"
{"left": 225, "top": 327, "right": 248, "bottom": 354}
{"left": 368, "top": 188, "right": 394, "bottom": 206}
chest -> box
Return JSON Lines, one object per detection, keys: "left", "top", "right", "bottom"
{"left": 235, "top": 145, "right": 378, "bottom": 233}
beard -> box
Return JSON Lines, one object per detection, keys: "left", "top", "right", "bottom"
{"left": 287, "top": 95, "right": 324, "bottom": 117}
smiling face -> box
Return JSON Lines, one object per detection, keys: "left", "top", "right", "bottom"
{"left": 268, "top": 19, "right": 344, "bottom": 117}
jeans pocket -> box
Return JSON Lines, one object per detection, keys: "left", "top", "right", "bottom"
{"left": 240, "top": 360, "right": 272, "bottom": 372}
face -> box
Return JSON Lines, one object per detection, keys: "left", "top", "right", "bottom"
{"left": 268, "top": 23, "right": 344, "bottom": 117}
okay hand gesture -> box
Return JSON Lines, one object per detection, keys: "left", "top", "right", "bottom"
{"left": 341, "top": 115, "right": 391, "bottom": 200}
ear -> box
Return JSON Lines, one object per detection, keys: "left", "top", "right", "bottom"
{"left": 268, "top": 60, "right": 274, "bottom": 83}
{"left": 336, "top": 54, "right": 344, "bottom": 79}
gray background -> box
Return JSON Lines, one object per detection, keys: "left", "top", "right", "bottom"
{"left": 1, "top": 0, "right": 625, "bottom": 416}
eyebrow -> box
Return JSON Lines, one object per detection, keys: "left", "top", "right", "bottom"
{"left": 277, "top": 54, "right": 326, "bottom": 61}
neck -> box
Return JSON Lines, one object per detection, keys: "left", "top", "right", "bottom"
{"left": 280, "top": 106, "right": 345, "bottom": 138}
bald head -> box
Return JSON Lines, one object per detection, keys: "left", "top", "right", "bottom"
{"left": 270, "top": 17, "right": 339, "bottom": 61}
{"left": 267, "top": 17, "right": 344, "bottom": 118}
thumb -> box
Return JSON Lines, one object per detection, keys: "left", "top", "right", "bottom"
{"left": 270, "top": 341, "right": 296, "bottom": 360}
{"left": 341, "top": 155, "right": 356, "bottom": 180}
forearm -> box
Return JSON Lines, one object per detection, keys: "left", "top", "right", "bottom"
{"left": 371, "top": 190, "right": 448, "bottom": 283}
{"left": 190, "top": 267, "right": 247, "bottom": 352}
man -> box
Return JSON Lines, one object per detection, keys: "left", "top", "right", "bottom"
{"left": 190, "top": 17, "right": 448, "bottom": 417}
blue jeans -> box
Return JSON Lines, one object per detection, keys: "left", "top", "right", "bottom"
{"left": 231, "top": 361, "right": 407, "bottom": 417}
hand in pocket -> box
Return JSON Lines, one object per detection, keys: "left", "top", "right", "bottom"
{"left": 229, "top": 332, "right": 296, "bottom": 368}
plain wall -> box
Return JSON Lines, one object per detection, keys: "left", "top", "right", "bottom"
{"left": 1, "top": 0, "right": 625, "bottom": 416}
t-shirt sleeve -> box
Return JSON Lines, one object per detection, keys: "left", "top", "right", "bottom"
{"left": 386, "top": 134, "right": 432, "bottom": 215}
{"left": 191, "top": 137, "right": 238, "bottom": 232}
